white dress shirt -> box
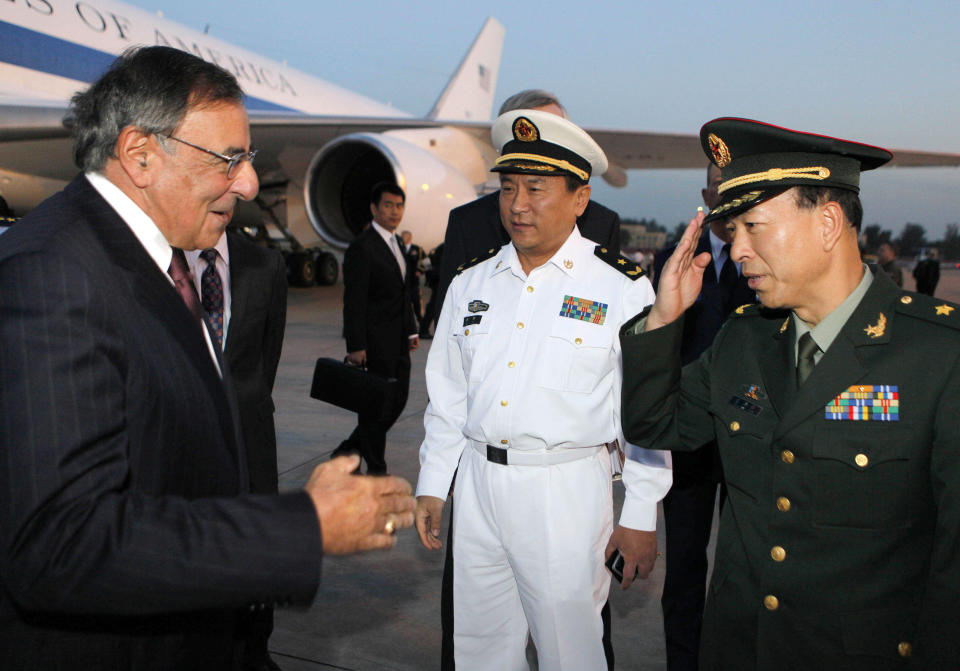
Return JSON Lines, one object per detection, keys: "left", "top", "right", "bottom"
{"left": 417, "top": 227, "right": 672, "bottom": 530}
{"left": 186, "top": 234, "right": 232, "bottom": 346}
{"left": 709, "top": 227, "right": 741, "bottom": 281}
{"left": 371, "top": 220, "right": 406, "bottom": 279}
{"left": 85, "top": 172, "right": 221, "bottom": 375}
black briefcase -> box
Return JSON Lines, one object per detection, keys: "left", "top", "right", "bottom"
{"left": 310, "top": 357, "right": 399, "bottom": 420}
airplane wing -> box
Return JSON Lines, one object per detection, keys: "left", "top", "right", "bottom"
{"left": 5, "top": 100, "right": 960, "bottom": 184}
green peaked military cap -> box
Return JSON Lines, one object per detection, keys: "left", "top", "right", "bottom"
{"left": 700, "top": 117, "right": 893, "bottom": 223}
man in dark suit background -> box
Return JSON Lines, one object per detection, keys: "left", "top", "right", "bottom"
{"left": 435, "top": 89, "right": 621, "bottom": 314}
{"left": 0, "top": 46, "right": 414, "bottom": 670}
{"left": 652, "top": 164, "right": 755, "bottom": 671}
{"left": 334, "top": 183, "right": 420, "bottom": 474}
{"left": 188, "top": 230, "right": 288, "bottom": 671}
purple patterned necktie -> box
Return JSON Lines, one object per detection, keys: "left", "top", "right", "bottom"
{"left": 200, "top": 248, "right": 224, "bottom": 348}
{"left": 167, "top": 247, "right": 203, "bottom": 323}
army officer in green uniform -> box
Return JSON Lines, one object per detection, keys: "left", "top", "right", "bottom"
{"left": 620, "top": 117, "right": 959, "bottom": 670}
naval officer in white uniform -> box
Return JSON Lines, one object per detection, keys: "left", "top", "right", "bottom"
{"left": 414, "top": 109, "right": 672, "bottom": 671}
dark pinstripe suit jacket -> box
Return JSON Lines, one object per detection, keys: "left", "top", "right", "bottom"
{"left": 0, "top": 176, "right": 320, "bottom": 670}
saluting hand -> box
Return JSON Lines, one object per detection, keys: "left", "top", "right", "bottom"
{"left": 305, "top": 455, "right": 415, "bottom": 554}
{"left": 646, "top": 210, "right": 713, "bottom": 331}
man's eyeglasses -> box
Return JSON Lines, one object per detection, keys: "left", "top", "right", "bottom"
{"left": 161, "top": 135, "right": 257, "bottom": 179}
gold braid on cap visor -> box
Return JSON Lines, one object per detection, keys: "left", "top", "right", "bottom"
{"left": 717, "top": 166, "right": 831, "bottom": 194}
{"left": 495, "top": 153, "right": 589, "bottom": 182}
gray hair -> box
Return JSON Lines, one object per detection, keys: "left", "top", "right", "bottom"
{"left": 66, "top": 46, "right": 243, "bottom": 172}
{"left": 498, "top": 89, "right": 565, "bottom": 116}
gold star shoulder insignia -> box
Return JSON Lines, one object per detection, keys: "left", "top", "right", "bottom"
{"left": 896, "top": 295, "right": 960, "bottom": 330}
{"left": 593, "top": 245, "right": 645, "bottom": 280}
{"left": 864, "top": 312, "right": 887, "bottom": 339}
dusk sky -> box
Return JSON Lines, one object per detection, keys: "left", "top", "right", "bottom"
{"left": 128, "top": 0, "right": 960, "bottom": 238}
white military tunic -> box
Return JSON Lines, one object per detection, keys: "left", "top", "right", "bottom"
{"left": 417, "top": 227, "right": 672, "bottom": 671}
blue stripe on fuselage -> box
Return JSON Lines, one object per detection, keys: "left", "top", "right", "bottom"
{"left": 0, "top": 20, "right": 299, "bottom": 113}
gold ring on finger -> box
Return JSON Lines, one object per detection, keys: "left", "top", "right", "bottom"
{"left": 384, "top": 517, "right": 396, "bottom": 535}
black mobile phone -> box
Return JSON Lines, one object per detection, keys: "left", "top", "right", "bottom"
{"left": 605, "top": 549, "right": 638, "bottom": 583}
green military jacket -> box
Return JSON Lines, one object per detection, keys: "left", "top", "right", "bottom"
{"left": 620, "top": 270, "right": 960, "bottom": 670}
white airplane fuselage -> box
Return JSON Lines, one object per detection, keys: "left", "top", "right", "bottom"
{"left": 0, "top": 0, "right": 504, "bottom": 258}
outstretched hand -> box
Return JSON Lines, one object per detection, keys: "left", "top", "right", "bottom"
{"left": 646, "top": 210, "right": 713, "bottom": 331}
{"left": 305, "top": 456, "right": 415, "bottom": 554}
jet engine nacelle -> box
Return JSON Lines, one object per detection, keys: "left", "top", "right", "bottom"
{"left": 304, "top": 129, "right": 485, "bottom": 251}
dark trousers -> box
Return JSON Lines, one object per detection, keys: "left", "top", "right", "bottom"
{"left": 440, "top": 492, "right": 615, "bottom": 670}
{"left": 661, "top": 446, "right": 725, "bottom": 671}
{"left": 421, "top": 283, "right": 440, "bottom": 336}
{"left": 239, "top": 606, "right": 274, "bottom": 669}
{"left": 337, "top": 351, "right": 410, "bottom": 474}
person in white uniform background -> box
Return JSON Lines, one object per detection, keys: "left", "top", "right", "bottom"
{"left": 414, "top": 109, "right": 672, "bottom": 671}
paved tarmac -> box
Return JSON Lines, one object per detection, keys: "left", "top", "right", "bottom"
{"left": 265, "top": 267, "right": 960, "bottom": 670}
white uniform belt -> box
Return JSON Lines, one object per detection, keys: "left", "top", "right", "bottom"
{"left": 471, "top": 440, "right": 604, "bottom": 466}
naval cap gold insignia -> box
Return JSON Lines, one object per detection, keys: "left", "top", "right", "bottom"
{"left": 707, "top": 133, "right": 731, "bottom": 167}
{"left": 513, "top": 116, "right": 539, "bottom": 142}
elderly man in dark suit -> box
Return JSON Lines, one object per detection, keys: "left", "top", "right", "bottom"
{"left": 333, "top": 182, "right": 420, "bottom": 474}
{"left": 622, "top": 118, "right": 960, "bottom": 670}
{"left": 188, "top": 229, "right": 288, "bottom": 671}
{"left": 652, "top": 164, "right": 755, "bottom": 671}
{"left": 0, "top": 46, "right": 414, "bottom": 671}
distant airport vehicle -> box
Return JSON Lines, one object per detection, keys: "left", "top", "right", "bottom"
{"left": 3, "top": 1, "right": 960, "bottom": 285}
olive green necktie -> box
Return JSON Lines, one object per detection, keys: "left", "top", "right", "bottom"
{"left": 796, "top": 331, "right": 820, "bottom": 388}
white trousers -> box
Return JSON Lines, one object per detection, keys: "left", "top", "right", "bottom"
{"left": 452, "top": 446, "right": 614, "bottom": 671}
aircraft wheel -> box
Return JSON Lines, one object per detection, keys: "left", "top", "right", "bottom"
{"left": 315, "top": 251, "right": 339, "bottom": 286}
{"left": 288, "top": 251, "right": 316, "bottom": 287}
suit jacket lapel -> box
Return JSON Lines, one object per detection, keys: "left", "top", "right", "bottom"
{"left": 74, "top": 177, "right": 242, "bottom": 470}
{"left": 758, "top": 312, "right": 797, "bottom": 418}
{"left": 224, "top": 233, "right": 249, "bottom": 356}
{"left": 774, "top": 273, "right": 899, "bottom": 438}
{"left": 370, "top": 228, "right": 404, "bottom": 284}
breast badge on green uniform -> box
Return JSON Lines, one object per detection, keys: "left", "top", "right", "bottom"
{"left": 593, "top": 246, "right": 645, "bottom": 279}
{"left": 560, "top": 295, "right": 608, "bottom": 325}
{"left": 826, "top": 385, "right": 899, "bottom": 421}
{"left": 729, "top": 383, "right": 767, "bottom": 416}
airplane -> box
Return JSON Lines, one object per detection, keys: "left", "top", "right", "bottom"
{"left": 3, "top": 0, "right": 960, "bottom": 286}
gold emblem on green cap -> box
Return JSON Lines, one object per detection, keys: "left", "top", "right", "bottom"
{"left": 513, "top": 117, "right": 539, "bottom": 142}
{"left": 708, "top": 133, "right": 731, "bottom": 167}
